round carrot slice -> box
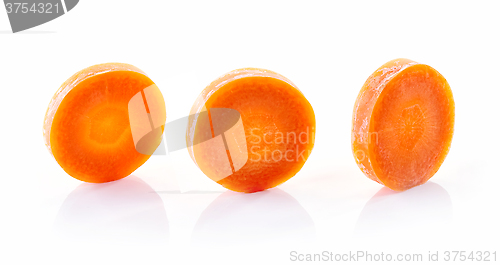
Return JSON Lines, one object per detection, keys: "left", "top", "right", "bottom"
{"left": 43, "top": 63, "right": 166, "bottom": 183}
{"left": 187, "top": 68, "right": 315, "bottom": 193}
{"left": 352, "top": 59, "right": 455, "bottom": 191}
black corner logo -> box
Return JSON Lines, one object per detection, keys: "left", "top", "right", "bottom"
{"left": 4, "top": 0, "right": 79, "bottom": 33}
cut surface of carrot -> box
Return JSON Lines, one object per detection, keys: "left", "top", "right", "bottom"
{"left": 352, "top": 59, "right": 454, "bottom": 191}
{"left": 43, "top": 63, "right": 166, "bottom": 183}
{"left": 187, "top": 68, "right": 315, "bottom": 193}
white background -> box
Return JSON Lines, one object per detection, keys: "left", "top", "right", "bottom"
{"left": 1, "top": 1, "right": 499, "bottom": 264}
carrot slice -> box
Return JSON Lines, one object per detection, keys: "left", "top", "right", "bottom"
{"left": 43, "top": 63, "right": 166, "bottom": 183}
{"left": 352, "top": 59, "right": 455, "bottom": 191}
{"left": 187, "top": 68, "right": 315, "bottom": 193}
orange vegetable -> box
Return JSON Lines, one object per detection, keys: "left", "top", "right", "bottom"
{"left": 43, "top": 63, "right": 166, "bottom": 183}
{"left": 187, "top": 68, "right": 315, "bottom": 193}
{"left": 352, "top": 59, "right": 454, "bottom": 191}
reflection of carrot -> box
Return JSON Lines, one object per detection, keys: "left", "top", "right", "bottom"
{"left": 352, "top": 59, "right": 455, "bottom": 191}
{"left": 43, "top": 63, "right": 166, "bottom": 183}
{"left": 187, "top": 68, "right": 315, "bottom": 193}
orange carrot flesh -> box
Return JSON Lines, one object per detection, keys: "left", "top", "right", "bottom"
{"left": 43, "top": 63, "right": 166, "bottom": 183}
{"left": 352, "top": 59, "right": 454, "bottom": 191}
{"left": 187, "top": 68, "right": 315, "bottom": 193}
